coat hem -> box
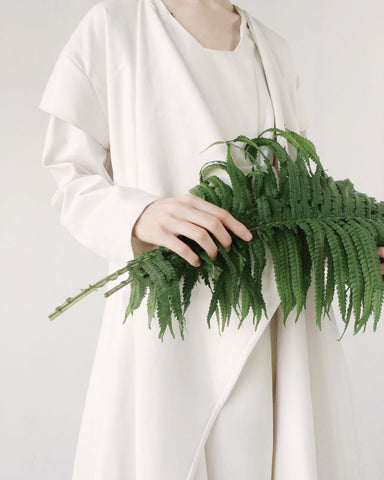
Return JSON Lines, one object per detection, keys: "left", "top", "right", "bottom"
{"left": 185, "top": 298, "right": 282, "bottom": 480}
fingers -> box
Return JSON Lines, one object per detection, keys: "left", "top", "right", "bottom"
{"left": 377, "top": 246, "right": 384, "bottom": 276}
{"left": 171, "top": 206, "right": 233, "bottom": 253}
{"left": 132, "top": 194, "right": 254, "bottom": 268}
{"left": 162, "top": 232, "right": 202, "bottom": 267}
{"left": 166, "top": 217, "right": 225, "bottom": 261}
{"left": 181, "top": 193, "right": 253, "bottom": 242}
{"left": 377, "top": 245, "right": 384, "bottom": 280}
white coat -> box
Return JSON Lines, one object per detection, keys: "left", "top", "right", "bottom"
{"left": 38, "top": 0, "right": 370, "bottom": 478}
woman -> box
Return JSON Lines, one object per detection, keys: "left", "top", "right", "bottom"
{"left": 39, "top": 0, "right": 384, "bottom": 478}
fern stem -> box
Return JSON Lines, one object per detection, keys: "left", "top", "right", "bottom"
{"left": 104, "top": 277, "right": 133, "bottom": 297}
{"left": 48, "top": 265, "right": 129, "bottom": 320}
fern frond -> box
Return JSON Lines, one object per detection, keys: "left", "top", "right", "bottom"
{"left": 51, "top": 128, "right": 384, "bottom": 342}
{"left": 116, "top": 127, "right": 384, "bottom": 340}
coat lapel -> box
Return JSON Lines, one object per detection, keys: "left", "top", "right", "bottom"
{"left": 237, "top": 6, "right": 300, "bottom": 153}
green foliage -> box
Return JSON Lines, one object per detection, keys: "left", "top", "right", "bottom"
{"left": 53, "top": 128, "right": 384, "bottom": 342}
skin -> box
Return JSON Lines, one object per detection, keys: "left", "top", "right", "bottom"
{"left": 379, "top": 246, "right": 384, "bottom": 276}
{"left": 160, "top": 0, "right": 242, "bottom": 52}
{"left": 132, "top": 0, "right": 384, "bottom": 272}
{"left": 132, "top": 193, "right": 253, "bottom": 266}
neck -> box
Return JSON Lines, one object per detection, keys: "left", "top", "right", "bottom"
{"left": 177, "top": 0, "right": 235, "bottom": 12}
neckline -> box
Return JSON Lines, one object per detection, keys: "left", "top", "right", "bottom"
{"left": 154, "top": 0, "right": 246, "bottom": 54}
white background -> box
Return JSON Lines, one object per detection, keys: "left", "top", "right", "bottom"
{"left": 0, "top": 0, "right": 383, "bottom": 477}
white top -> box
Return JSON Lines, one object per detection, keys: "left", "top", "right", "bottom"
{"left": 153, "top": 0, "right": 276, "bottom": 175}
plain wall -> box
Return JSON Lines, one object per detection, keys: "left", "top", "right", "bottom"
{"left": 1, "top": 0, "right": 383, "bottom": 477}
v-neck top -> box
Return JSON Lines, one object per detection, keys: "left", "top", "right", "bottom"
{"left": 153, "top": 0, "right": 276, "bottom": 174}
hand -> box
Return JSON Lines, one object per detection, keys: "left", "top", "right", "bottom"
{"left": 378, "top": 246, "right": 384, "bottom": 277}
{"left": 131, "top": 193, "right": 253, "bottom": 267}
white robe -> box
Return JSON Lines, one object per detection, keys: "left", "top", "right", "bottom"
{"left": 38, "top": 0, "right": 369, "bottom": 478}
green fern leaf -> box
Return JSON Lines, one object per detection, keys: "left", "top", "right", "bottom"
{"left": 54, "top": 128, "right": 384, "bottom": 341}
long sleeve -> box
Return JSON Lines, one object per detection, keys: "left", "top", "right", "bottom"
{"left": 37, "top": 5, "right": 163, "bottom": 266}
{"left": 40, "top": 114, "right": 162, "bottom": 265}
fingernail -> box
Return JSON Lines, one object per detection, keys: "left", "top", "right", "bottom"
{"left": 245, "top": 231, "right": 253, "bottom": 240}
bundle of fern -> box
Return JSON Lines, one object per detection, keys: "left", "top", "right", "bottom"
{"left": 49, "top": 127, "right": 384, "bottom": 342}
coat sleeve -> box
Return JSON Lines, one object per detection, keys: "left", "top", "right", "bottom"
{"left": 38, "top": 52, "right": 163, "bottom": 266}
